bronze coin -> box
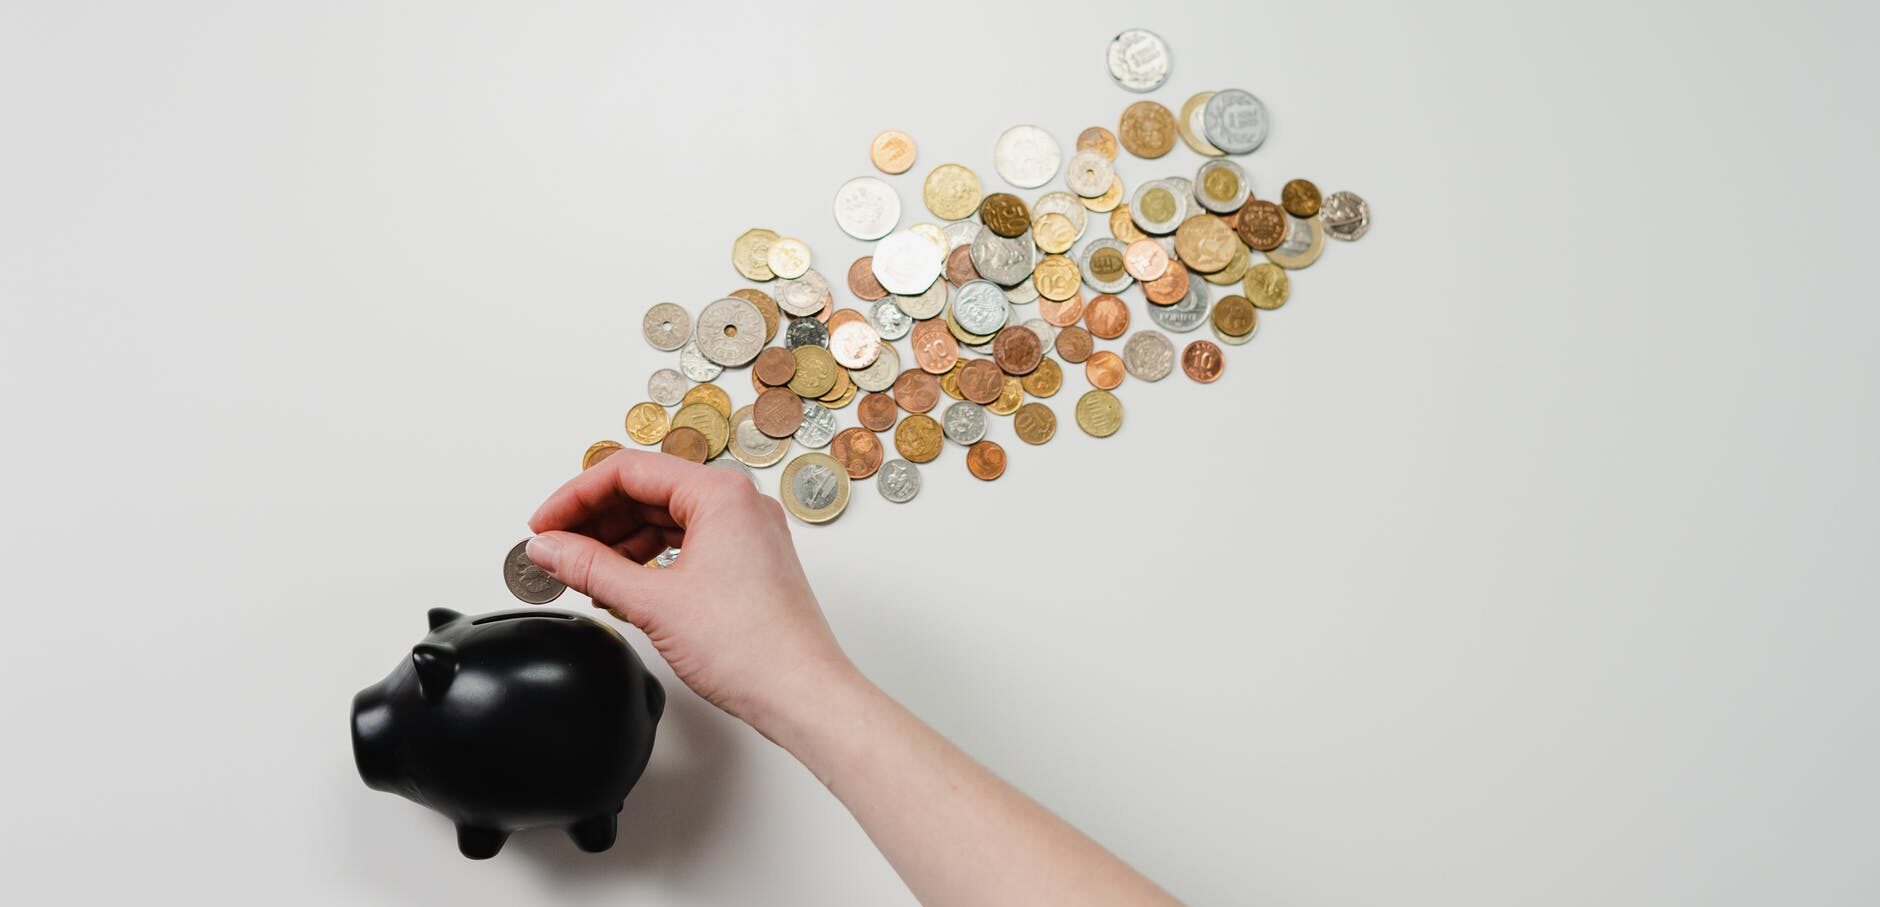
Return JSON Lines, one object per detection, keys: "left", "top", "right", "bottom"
{"left": 979, "top": 193, "right": 1031, "bottom": 238}
{"left": 911, "top": 318, "right": 960, "bottom": 374}
{"left": 1020, "top": 357, "right": 1062, "bottom": 397}
{"left": 1077, "top": 126, "right": 1119, "bottom": 161}
{"left": 754, "top": 346, "right": 798, "bottom": 387}
{"left": 1212, "top": 295, "right": 1259, "bottom": 337}
{"left": 957, "top": 359, "right": 1005, "bottom": 404}
{"left": 1143, "top": 265, "right": 1190, "bottom": 305}
{"left": 1055, "top": 325, "right": 1094, "bottom": 363}
{"left": 847, "top": 256, "right": 888, "bottom": 301}
{"left": 965, "top": 440, "right": 1006, "bottom": 481}
{"left": 1234, "top": 199, "right": 1287, "bottom": 251}
{"left": 582, "top": 439, "right": 623, "bottom": 470}
{"left": 1281, "top": 179, "right": 1322, "bottom": 218}
{"left": 827, "top": 307, "right": 867, "bottom": 332}
{"left": 990, "top": 325, "right": 1044, "bottom": 376}
{"left": 1085, "top": 294, "right": 1131, "bottom": 339}
{"left": 1085, "top": 351, "right": 1125, "bottom": 390}
{"left": 659, "top": 425, "right": 709, "bottom": 463}
{"left": 753, "top": 387, "right": 805, "bottom": 438}
{"left": 1118, "top": 100, "right": 1178, "bottom": 158}
{"left": 830, "top": 427, "right": 885, "bottom": 479}
{"left": 894, "top": 413, "right": 944, "bottom": 463}
{"left": 892, "top": 369, "right": 940, "bottom": 414}
{"left": 730, "top": 288, "right": 782, "bottom": 343}
{"left": 945, "top": 244, "right": 979, "bottom": 287}
{"left": 856, "top": 392, "right": 898, "bottom": 431}
{"left": 1038, "top": 289, "right": 1086, "bottom": 327}
{"left": 1181, "top": 340, "right": 1225, "bottom": 383}
{"left": 1013, "top": 402, "right": 1056, "bottom": 445}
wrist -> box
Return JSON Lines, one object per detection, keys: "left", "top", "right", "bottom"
{"left": 741, "top": 655, "right": 877, "bottom": 752}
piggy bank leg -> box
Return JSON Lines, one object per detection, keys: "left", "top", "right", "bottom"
{"left": 455, "top": 824, "right": 510, "bottom": 859}
{"left": 565, "top": 810, "right": 619, "bottom": 853}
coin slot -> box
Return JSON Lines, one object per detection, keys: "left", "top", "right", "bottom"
{"left": 472, "top": 611, "right": 577, "bottom": 625}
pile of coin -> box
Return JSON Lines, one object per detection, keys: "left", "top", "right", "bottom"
{"left": 581, "top": 28, "right": 1370, "bottom": 528}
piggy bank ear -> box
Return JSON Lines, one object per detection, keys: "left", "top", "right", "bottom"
{"left": 411, "top": 642, "right": 458, "bottom": 703}
{"left": 427, "top": 608, "right": 463, "bottom": 630}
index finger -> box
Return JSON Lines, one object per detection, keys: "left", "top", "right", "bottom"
{"left": 528, "top": 449, "right": 720, "bottom": 534}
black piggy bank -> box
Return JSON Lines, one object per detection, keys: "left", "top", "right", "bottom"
{"left": 351, "top": 607, "right": 665, "bottom": 859}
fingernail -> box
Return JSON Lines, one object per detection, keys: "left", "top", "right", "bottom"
{"left": 526, "top": 535, "right": 560, "bottom": 572}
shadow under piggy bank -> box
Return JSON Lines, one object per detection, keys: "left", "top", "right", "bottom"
{"left": 351, "top": 606, "right": 665, "bottom": 859}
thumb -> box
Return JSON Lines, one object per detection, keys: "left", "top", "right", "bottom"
{"left": 526, "top": 532, "right": 669, "bottom": 626}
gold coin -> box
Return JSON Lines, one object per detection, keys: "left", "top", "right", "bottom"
{"left": 1013, "top": 402, "right": 1056, "bottom": 445}
{"left": 1137, "top": 186, "right": 1178, "bottom": 228}
{"left": 1244, "top": 263, "right": 1291, "bottom": 310}
{"left": 1087, "top": 243, "right": 1129, "bottom": 287}
{"left": 923, "top": 163, "right": 983, "bottom": 221}
{"left": 1118, "top": 100, "right": 1177, "bottom": 158}
{"left": 1033, "top": 213, "right": 1076, "bottom": 254}
{"left": 681, "top": 383, "right": 733, "bottom": 422}
{"left": 766, "top": 237, "right": 812, "bottom": 280}
{"left": 1110, "top": 204, "right": 1147, "bottom": 244}
{"left": 980, "top": 192, "right": 1031, "bottom": 238}
{"left": 1173, "top": 215, "right": 1238, "bottom": 274}
{"left": 988, "top": 375, "right": 1023, "bottom": 415}
{"left": 1212, "top": 295, "right": 1259, "bottom": 337}
{"left": 788, "top": 346, "right": 839, "bottom": 398}
{"left": 625, "top": 402, "right": 671, "bottom": 446}
{"left": 1177, "top": 91, "right": 1226, "bottom": 157}
{"left": 939, "top": 359, "right": 967, "bottom": 400}
{"left": 582, "top": 440, "right": 623, "bottom": 470}
{"left": 732, "top": 228, "right": 779, "bottom": 281}
{"left": 1076, "top": 126, "right": 1118, "bottom": 161}
{"left": 1074, "top": 389, "right": 1123, "bottom": 438}
{"left": 818, "top": 368, "right": 855, "bottom": 404}
{"left": 1020, "top": 357, "right": 1062, "bottom": 397}
{"left": 780, "top": 452, "right": 851, "bottom": 524}
{"left": 824, "top": 380, "right": 858, "bottom": 409}
{"left": 730, "top": 288, "right": 781, "bottom": 343}
{"left": 870, "top": 129, "right": 917, "bottom": 174}
{"left": 893, "top": 413, "right": 944, "bottom": 463}
{"left": 1081, "top": 174, "right": 1124, "bottom": 213}
{"left": 944, "top": 307, "right": 996, "bottom": 346}
{"left": 1032, "top": 255, "right": 1081, "bottom": 301}
{"left": 1281, "top": 179, "right": 1323, "bottom": 218}
{"left": 1202, "top": 241, "right": 1252, "bottom": 286}
{"left": 670, "top": 402, "right": 730, "bottom": 459}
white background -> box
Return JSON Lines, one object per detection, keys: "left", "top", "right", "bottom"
{"left": 3, "top": 1, "right": 1876, "bottom": 904}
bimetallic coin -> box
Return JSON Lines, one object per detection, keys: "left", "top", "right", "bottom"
{"left": 1020, "top": 357, "right": 1062, "bottom": 397}
{"left": 582, "top": 440, "right": 622, "bottom": 470}
{"left": 1123, "top": 330, "right": 1176, "bottom": 381}
{"left": 833, "top": 176, "right": 900, "bottom": 241}
{"left": 1320, "top": 191, "right": 1371, "bottom": 241}
{"left": 1065, "top": 150, "right": 1115, "bottom": 198}
{"left": 1281, "top": 179, "right": 1322, "bottom": 218}
{"left": 1178, "top": 91, "right": 1226, "bottom": 157}
{"left": 1118, "top": 101, "right": 1177, "bottom": 158}
{"left": 732, "top": 228, "right": 779, "bottom": 281}
{"left": 647, "top": 368, "right": 688, "bottom": 406}
{"left": 1084, "top": 293, "right": 1131, "bottom": 339}
{"left": 1181, "top": 340, "right": 1225, "bottom": 383}
{"left": 794, "top": 400, "right": 838, "bottom": 449}
{"left": 876, "top": 458, "right": 921, "bottom": 503}
{"left": 1013, "top": 402, "right": 1056, "bottom": 445}
{"left": 1195, "top": 159, "right": 1251, "bottom": 214}
{"left": 1148, "top": 278, "right": 1210, "bottom": 333}
{"left": 830, "top": 320, "right": 882, "bottom": 369}
{"left": 923, "top": 163, "right": 983, "bottom": 221}
{"left": 850, "top": 341, "right": 901, "bottom": 392}
{"left": 866, "top": 297, "right": 912, "bottom": 341}
{"left": 660, "top": 425, "right": 710, "bottom": 463}
{"left": 942, "top": 400, "right": 988, "bottom": 445}
{"left": 1201, "top": 89, "right": 1270, "bottom": 154}
{"left": 1212, "top": 294, "right": 1259, "bottom": 337}
{"left": 642, "top": 303, "right": 692, "bottom": 351}
{"left": 870, "top": 129, "right": 917, "bottom": 174}
{"left": 1106, "top": 28, "right": 1171, "bottom": 92}
{"left": 785, "top": 317, "right": 829, "bottom": 350}
{"left": 992, "top": 124, "right": 1061, "bottom": 190}
{"left": 970, "top": 230, "right": 1038, "bottom": 287}
{"left": 729, "top": 405, "right": 792, "bottom": 468}
{"left": 1075, "top": 389, "right": 1124, "bottom": 438}
{"left": 1130, "top": 180, "right": 1186, "bottom": 234}
{"left": 766, "top": 236, "right": 812, "bottom": 279}
{"left": 780, "top": 452, "right": 850, "bottom": 523}
{"left": 1077, "top": 126, "right": 1119, "bottom": 160}
{"left": 952, "top": 280, "right": 1010, "bottom": 335}
{"left": 894, "top": 413, "right": 944, "bottom": 463}
{"left": 871, "top": 230, "right": 943, "bottom": 296}
{"left": 678, "top": 340, "right": 723, "bottom": 382}
{"left": 830, "top": 427, "right": 885, "bottom": 479}
{"left": 503, "top": 539, "right": 566, "bottom": 604}
{"left": 1243, "top": 263, "right": 1290, "bottom": 310}
{"left": 1080, "top": 238, "right": 1133, "bottom": 294}
{"left": 966, "top": 440, "right": 1006, "bottom": 481}
{"left": 775, "top": 269, "right": 833, "bottom": 316}
{"left": 1265, "top": 215, "right": 1326, "bottom": 270}
{"left": 695, "top": 297, "right": 766, "bottom": 366}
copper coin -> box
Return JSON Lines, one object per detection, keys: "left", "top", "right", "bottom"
{"left": 1281, "top": 179, "right": 1322, "bottom": 218}
{"left": 1085, "top": 294, "right": 1131, "bottom": 339}
{"left": 911, "top": 318, "right": 960, "bottom": 374}
{"left": 754, "top": 347, "right": 798, "bottom": 386}
{"left": 1234, "top": 199, "right": 1287, "bottom": 251}
{"left": 892, "top": 369, "right": 940, "bottom": 414}
{"left": 894, "top": 413, "right": 944, "bottom": 463}
{"left": 965, "top": 440, "right": 1006, "bottom": 481}
{"left": 957, "top": 359, "right": 1005, "bottom": 405}
{"left": 870, "top": 129, "right": 917, "bottom": 174}
{"left": 847, "top": 257, "right": 888, "bottom": 301}
{"left": 1181, "top": 340, "right": 1225, "bottom": 383}
{"left": 1055, "top": 325, "right": 1094, "bottom": 362}
{"left": 1212, "top": 295, "right": 1259, "bottom": 337}
{"left": 830, "top": 427, "right": 885, "bottom": 479}
{"left": 1013, "top": 402, "right": 1056, "bottom": 445}
{"left": 753, "top": 387, "right": 805, "bottom": 438}
{"left": 1085, "top": 351, "right": 1125, "bottom": 389}
{"left": 1038, "top": 289, "right": 1085, "bottom": 327}
{"left": 990, "top": 325, "right": 1044, "bottom": 376}
{"left": 827, "top": 307, "right": 867, "bottom": 332}
{"left": 945, "top": 244, "right": 979, "bottom": 287}
{"left": 1123, "top": 239, "right": 1169, "bottom": 281}
{"left": 1143, "top": 265, "right": 1190, "bottom": 305}
{"left": 659, "top": 425, "right": 709, "bottom": 463}
{"left": 730, "top": 288, "right": 782, "bottom": 343}
{"left": 979, "top": 193, "right": 1031, "bottom": 238}
{"left": 857, "top": 392, "right": 898, "bottom": 431}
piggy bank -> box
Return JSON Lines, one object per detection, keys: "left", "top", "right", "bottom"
{"left": 351, "top": 607, "right": 665, "bottom": 859}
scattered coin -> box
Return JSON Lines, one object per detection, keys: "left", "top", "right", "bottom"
{"left": 871, "top": 230, "right": 944, "bottom": 295}
{"left": 1075, "top": 389, "right": 1124, "bottom": 438}
{"left": 1320, "top": 191, "right": 1371, "bottom": 241}
{"left": 1212, "top": 294, "right": 1259, "bottom": 337}
{"left": 942, "top": 400, "right": 989, "bottom": 445}
{"left": 894, "top": 413, "right": 944, "bottom": 463}
{"left": 681, "top": 382, "right": 733, "bottom": 421}
{"left": 774, "top": 270, "right": 833, "bottom": 316}
{"left": 1082, "top": 175, "right": 1125, "bottom": 213}
{"left": 766, "top": 237, "right": 812, "bottom": 280}
{"left": 957, "top": 359, "right": 1005, "bottom": 405}
{"left": 1106, "top": 29, "right": 1171, "bottom": 93}
{"left": 1265, "top": 215, "right": 1326, "bottom": 270}
{"left": 1021, "top": 357, "right": 1062, "bottom": 397}
{"left": 582, "top": 440, "right": 622, "bottom": 470}
{"left": 980, "top": 193, "right": 1032, "bottom": 238}
{"left": 732, "top": 228, "right": 779, "bottom": 281}
{"left": 993, "top": 125, "right": 1062, "bottom": 189}
{"left": 848, "top": 257, "right": 889, "bottom": 301}
{"left": 1055, "top": 325, "right": 1094, "bottom": 362}
{"left": 952, "top": 280, "right": 1010, "bottom": 335}
{"left": 642, "top": 302, "right": 692, "bottom": 351}
{"left": 504, "top": 539, "right": 567, "bottom": 604}
{"left": 754, "top": 387, "right": 805, "bottom": 438}
{"left": 1147, "top": 279, "right": 1210, "bottom": 333}
{"left": 794, "top": 400, "right": 839, "bottom": 448}
{"left": 1118, "top": 101, "right": 1177, "bottom": 158}
{"left": 780, "top": 452, "right": 851, "bottom": 523}
{"left": 1123, "top": 330, "right": 1175, "bottom": 381}
{"left": 1181, "top": 340, "right": 1225, "bottom": 383}
{"left": 1281, "top": 179, "right": 1322, "bottom": 218}
{"left": 1085, "top": 350, "right": 1126, "bottom": 389}
{"left": 829, "top": 427, "right": 885, "bottom": 479}
{"left": 729, "top": 288, "right": 782, "bottom": 343}
{"left": 1143, "top": 262, "right": 1191, "bottom": 305}
{"left": 1124, "top": 239, "right": 1169, "bottom": 281}
{"left": 1243, "top": 264, "right": 1290, "bottom": 310}
{"left": 671, "top": 401, "right": 730, "bottom": 457}
{"left": 625, "top": 401, "right": 671, "bottom": 445}
{"left": 678, "top": 340, "right": 723, "bottom": 382}
{"left": 830, "top": 319, "right": 883, "bottom": 369}
{"left": 1033, "top": 213, "right": 1077, "bottom": 254}
{"left": 784, "top": 317, "right": 829, "bottom": 350}
{"left": 866, "top": 297, "right": 912, "bottom": 341}
{"left": 753, "top": 347, "right": 798, "bottom": 386}
{"left": 1178, "top": 91, "right": 1225, "bottom": 157}
{"left": 833, "top": 176, "right": 901, "bottom": 240}
{"left": 695, "top": 297, "right": 767, "bottom": 366}
{"left": 1077, "top": 126, "right": 1119, "bottom": 160}
{"left": 870, "top": 129, "right": 917, "bottom": 174}
{"left": 1130, "top": 180, "right": 1186, "bottom": 234}
{"left": 1201, "top": 89, "right": 1270, "bottom": 154}
{"left": 893, "top": 368, "right": 940, "bottom": 413}
{"left": 911, "top": 319, "right": 960, "bottom": 373}
{"left": 857, "top": 392, "right": 898, "bottom": 431}
{"left": 648, "top": 368, "right": 688, "bottom": 406}
{"left": 729, "top": 405, "right": 792, "bottom": 467}
{"left": 1084, "top": 293, "right": 1131, "bottom": 339}
{"left": 944, "top": 244, "right": 979, "bottom": 287}
{"left": 660, "top": 425, "right": 710, "bottom": 463}
{"left": 966, "top": 440, "right": 1007, "bottom": 480}
{"left": 1031, "top": 255, "right": 1081, "bottom": 301}
{"left": 876, "top": 458, "right": 921, "bottom": 503}
{"left": 970, "top": 230, "right": 1038, "bottom": 286}
{"left": 1234, "top": 199, "right": 1287, "bottom": 251}
{"left": 1014, "top": 402, "right": 1056, "bottom": 445}
{"left": 1194, "top": 159, "right": 1250, "bottom": 214}
{"left": 923, "top": 163, "right": 983, "bottom": 220}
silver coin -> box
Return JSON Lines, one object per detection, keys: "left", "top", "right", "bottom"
{"left": 1265, "top": 215, "right": 1326, "bottom": 269}
{"left": 708, "top": 456, "right": 759, "bottom": 488}
{"left": 833, "top": 176, "right": 900, "bottom": 240}
{"left": 1004, "top": 281, "right": 1039, "bottom": 305}
{"left": 774, "top": 269, "right": 832, "bottom": 316}
{"left": 871, "top": 230, "right": 943, "bottom": 296}
{"left": 650, "top": 546, "right": 682, "bottom": 568}
{"left": 1022, "top": 317, "right": 1057, "bottom": 351}
{"left": 969, "top": 230, "right": 1038, "bottom": 286}
{"left": 1321, "top": 191, "right": 1371, "bottom": 241}
{"left": 849, "top": 341, "right": 901, "bottom": 392}
{"left": 642, "top": 302, "right": 692, "bottom": 351}
{"left": 503, "top": 539, "right": 565, "bottom": 604}
{"left": 647, "top": 368, "right": 688, "bottom": 406}
{"left": 1078, "top": 238, "right": 1134, "bottom": 294}
{"left": 952, "top": 280, "right": 1010, "bottom": 335}
{"left": 1186, "top": 94, "right": 1225, "bottom": 157}
{"left": 1201, "top": 89, "right": 1269, "bottom": 155}
{"left": 678, "top": 340, "right": 723, "bottom": 382}
{"left": 1129, "top": 179, "right": 1187, "bottom": 235}
{"left": 1193, "top": 159, "right": 1251, "bottom": 214}
{"left": 784, "top": 317, "right": 829, "bottom": 349}
{"left": 728, "top": 405, "right": 792, "bottom": 467}
{"left": 1122, "top": 330, "right": 1176, "bottom": 382}
{"left": 867, "top": 297, "right": 913, "bottom": 340}
{"left": 1031, "top": 191, "right": 1087, "bottom": 240}
{"left": 894, "top": 278, "right": 948, "bottom": 320}
{"left": 943, "top": 219, "right": 983, "bottom": 249}
{"left": 1211, "top": 315, "right": 1257, "bottom": 346}
{"left": 1147, "top": 278, "right": 1210, "bottom": 333}
{"left": 829, "top": 320, "right": 881, "bottom": 369}
{"left": 910, "top": 222, "right": 951, "bottom": 261}
{"left": 1106, "top": 28, "right": 1171, "bottom": 93}
{"left": 790, "top": 459, "right": 844, "bottom": 511}
{"left": 1166, "top": 176, "right": 1195, "bottom": 210}
{"left": 992, "top": 125, "right": 1061, "bottom": 190}
{"left": 942, "top": 400, "right": 988, "bottom": 445}
{"left": 876, "top": 458, "right": 921, "bottom": 503}
{"left": 695, "top": 297, "right": 766, "bottom": 366}
{"left": 794, "top": 400, "right": 838, "bottom": 448}
{"left": 1064, "top": 150, "right": 1115, "bottom": 199}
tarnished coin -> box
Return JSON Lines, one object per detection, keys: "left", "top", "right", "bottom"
{"left": 970, "top": 230, "right": 1038, "bottom": 286}
{"left": 1033, "top": 213, "right": 1077, "bottom": 254}
{"left": 733, "top": 228, "right": 779, "bottom": 281}
{"left": 503, "top": 539, "right": 566, "bottom": 604}
{"left": 1055, "top": 325, "right": 1093, "bottom": 363}
{"left": 729, "top": 405, "right": 792, "bottom": 468}
{"left": 1148, "top": 278, "right": 1211, "bottom": 333}
{"left": 780, "top": 452, "right": 850, "bottom": 523}
{"left": 695, "top": 297, "right": 766, "bottom": 366}
{"left": 1212, "top": 294, "right": 1259, "bottom": 337}
{"left": 893, "top": 368, "right": 940, "bottom": 413}
{"left": 671, "top": 401, "right": 730, "bottom": 458}
{"left": 979, "top": 193, "right": 1032, "bottom": 238}
{"left": 966, "top": 440, "right": 1006, "bottom": 481}
{"left": 1075, "top": 389, "right": 1124, "bottom": 438}
{"left": 1265, "top": 215, "right": 1326, "bottom": 270}
{"left": 1086, "top": 350, "right": 1126, "bottom": 389}
{"left": 1065, "top": 150, "right": 1115, "bottom": 198}
{"left": 911, "top": 319, "right": 960, "bottom": 374}
{"left": 893, "top": 413, "right": 944, "bottom": 463}
{"left": 1084, "top": 293, "right": 1131, "bottom": 339}
{"left": 1173, "top": 215, "right": 1238, "bottom": 273}
{"left": 857, "top": 392, "right": 898, "bottom": 432}
{"left": 1281, "top": 179, "right": 1322, "bottom": 218}
{"left": 788, "top": 346, "right": 839, "bottom": 397}
{"left": 766, "top": 236, "right": 812, "bottom": 280}
{"left": 1181, "top": 340, "right": 1225, "bottom": 383}
{"left": 957, "top": 359, "right": 1004, "bottom": 405}
{"left": 642, "top": 302, "right": 692, "bottom": 351}
{"left": 1020, "top": 357, "right": 1062, "bottom": 397}
{"left": 952, "top": 280, "right": 1010, "bottom": 335}
{"left": 1178, "top": 91, "right": 1226, "bottom": 157}
{"left": 1014, "top": 401, "right": 1056, "bottom": 445}
{"left": 1118, "top": 101, "right": 1177, "bottom": 159}
{"left": 1234, "top": 199, "right": 1287, "bottom": 251}
{"left": 830, "top": 427, "right": 885, "bottom": 479}
{"left": 583, "top": 440, "right": 622, "bottom": 470}
{"left": 625, "top": 401, "right": 671, "bottom": 446}
{"left": 754, "top": 347, "right": 797, "bottom": 387}
{"left": 785, "top": 316, "right": 829, "bottom": 350}
{"left": 876, "top": 458, "right": 921, "bottom": 503}
{"left": 991, "top": 325, "right": 1045, "bottom": 375}
{"left": 678, "top": 340, "right": 723, "bottom": 382}
{"left": 775, "top": 269, "right": 833, "bottom": 317}
{"left": 1077, "top": 126, "right": 1119, "bottom": 161}
{"left": 1130, "top": 180, "right": 1186, "bottom": 234}
{"left": 1080, "top": 238, "right": 1133, "bottom": 294}
{"left": 871, "top": 230, "right": 943, "bottom": 296}
{"left": 794, "top": 400, "right": 838, "bottom": 449}
{"left": 1243, "top": 263, "right": 1290, "bottom": 310}
{"left": 1031, "top": 255, "right": 1080, "bottom": 302}
{"left": 755, "top": 387, "right": 805, "bottom": 438}
{"left": 830, "top": 319, "right": 882, "bottom": 369}
{"left": 923, "top": 163, "right": 983, "bottom": 221}
{"left": 660, "top": 425, "right": 710, "bottom": 463}
{"left": 848, "top": 257, "right": 889, "bottom": 301}
{"left": 992, "top": 125, "right": 1061, "bottom": 190}
{"left": 682, "top": 382, "right": 733, "bottom": 421}
{"left": 648, "top": 367, "right": 688, "bottom": 406}
{"left": 1201, "top": 89, "right": 1269, "bottom": 154}
{"left": 1124, "top": 239, "right": 1169, "bottom": 281}
{"left": 1142, "top": 262, "right": 1190, "bottom": 305}
{"left": 1320, "top": 191, "right": 1371, "bottom": 241}
{"left": 870, "top": 129, "right": 917, "bottom": 174}
{"left": 942, "top": 400, "right": 988, "bottom": 445}
{"left": 1123, "top": 330, "right": 1175, "bottom": 381}
{"left": 1195, "top": 159, "right": 1250, "bottom": 214}
{"left": 833, "top": 176, "right": 900, "bottom": 241}
{"left": 1106, "top": 29, "right": 1172, "bottom": 93}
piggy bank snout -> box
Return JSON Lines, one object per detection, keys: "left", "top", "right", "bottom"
{"left": 350, "top": 683, "right": 404, "bottom": 794}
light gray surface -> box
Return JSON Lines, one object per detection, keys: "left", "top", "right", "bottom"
{"left": 3, "top": 1, "right": 1877, "bottom": 904}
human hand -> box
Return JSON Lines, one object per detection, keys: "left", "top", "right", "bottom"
{"left": 524, "top": 451, "right": 856, "bottom": 734}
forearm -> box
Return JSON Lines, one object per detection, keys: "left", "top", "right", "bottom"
{"left": 755, "top": 663, "right": 1181, "bottom": 907}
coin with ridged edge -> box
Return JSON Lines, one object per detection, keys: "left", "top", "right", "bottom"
{"left": 876, "top": 458, "right": 921, "bottom": 503}
{"left": 504, "top": 539, "right": 566, "bottom": 604}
